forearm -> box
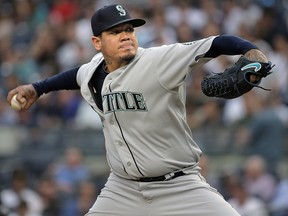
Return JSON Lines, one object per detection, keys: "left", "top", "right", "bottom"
{"left": 32, "top": 66, "right": 80, "bottom": 97}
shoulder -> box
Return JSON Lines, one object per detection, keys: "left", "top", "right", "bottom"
{"left": 141, "top": 36, "right": 217, "bottom": 53}
{"left": 136, "top": 44, "right": 182, "bottom": 57}
{"left": 182, "top": 36, "right": 217, "bottom": 47}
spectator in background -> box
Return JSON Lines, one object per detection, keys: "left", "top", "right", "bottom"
{"left": 268, "top": 34, "right": 288, "bottom": 97}
{"left": 36, "top": 175, "right": 60, "bottom": 216}
{"left": 187, "top": 97, "right": 227, "bottom": 153}
{"left": 8, "top": 200, "right": 29, "bottom": 216}
{"left": 243, "top": 155, "right": 277, "bottom": 203}
{"left": 53, "top": 146, "right": 91, "bottom": 198}
{"left": 215, "top": 166, "right": 240, "bottom": 201}
{"left": 227, "top": 176, "right": 269, "bottom": 216}
{"left": 56, "top": 91, "right": 81, "bottom": 126}
{"left": 232, "top": 90, "right": 286, "bottom": 172}
{"left": 29, "top": 23, "right": 60, "bottom": 76}
{"left": 140, "top": 9, "right": 177, "bottom": 47}
{"left": 0, "top": 168, "right": 43, "bottom": 216}
{"left": 222, "top": 0, "right": 262, "bottom": 35}
{"left": 60, "top": 180, "right": 98, "bottom": 216}
{"left": 175, "top": 20, "right": 194, "bottom": 43}
{"left": 254, "top": 6, "right": 286, "bottom": 46}
{"left": 165, "top": 0, "right": 207, "bottom": 36}
{"left": 199, "top": 1, "right": 223, "bottom": 26}
{"left": 269, "top": 163, "right": 288, "bottom": 216}
{"left": 0, "top": 199, "right": 9, "bottom": 216}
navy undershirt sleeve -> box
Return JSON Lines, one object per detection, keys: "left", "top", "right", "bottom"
{"left": 204, "top": 35, "right": 258, "bottom": 58}
{"left": 32, "top": 66, "right": 80, "bottom": 97}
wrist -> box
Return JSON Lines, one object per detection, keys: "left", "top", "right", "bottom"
{"left": 244, "top": 49, "right": 268, "bottom": 62}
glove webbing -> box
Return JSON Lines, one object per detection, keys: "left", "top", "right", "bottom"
{"left": 202, "top": 73, "right": 238, "bottom": 97}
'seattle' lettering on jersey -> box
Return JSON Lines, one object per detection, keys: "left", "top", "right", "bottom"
{"left": 76, "top": 36, "right": 216, "bottom": 180}
{"left": 102, "top": 91, "right": 148, "bottom": 113}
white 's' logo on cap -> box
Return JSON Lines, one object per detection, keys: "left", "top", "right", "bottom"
{"left": 116, "top": 5, "right": 126, "bottom": 16}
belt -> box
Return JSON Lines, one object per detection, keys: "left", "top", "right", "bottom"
{"left": 138, "top": 170, "right": 186, "bottom": 182}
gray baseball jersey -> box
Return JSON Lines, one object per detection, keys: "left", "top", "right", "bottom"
{"left": 77, "top": 36, "right": 216, "bottom": 180}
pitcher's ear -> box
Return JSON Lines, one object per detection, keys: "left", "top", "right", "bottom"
{"left": 92, "top": 36, "right": 101, "bottom": 51}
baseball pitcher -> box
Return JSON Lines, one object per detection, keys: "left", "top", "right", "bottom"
{"left": 7, "top": 4, "right": 273, "bottom": 216}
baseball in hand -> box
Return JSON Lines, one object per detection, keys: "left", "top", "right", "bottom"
{"left": 11, "top": 94, "right": 27, "bottom": 111}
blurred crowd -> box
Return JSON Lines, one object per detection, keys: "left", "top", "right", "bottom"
{"left": 0, "top": 146, "right": 98, "bottom": 216}
{"left": 0, "top": 0, "right": 288, "bottom": 215}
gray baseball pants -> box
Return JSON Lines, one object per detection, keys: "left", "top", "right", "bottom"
{"left": 85, "top": 172, "right": 240, "bottom": 216}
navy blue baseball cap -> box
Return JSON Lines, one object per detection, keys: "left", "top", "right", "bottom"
{"left": 91, "top": 4, "right": 146, "bottom": 36}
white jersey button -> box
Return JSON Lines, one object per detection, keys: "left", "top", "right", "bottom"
{"left": 127, "top": 162, "right": 132, "bottom": 166}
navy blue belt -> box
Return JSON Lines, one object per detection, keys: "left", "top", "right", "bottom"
{"left": 138, "top": 170, "right": 186, "bottom": 182}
